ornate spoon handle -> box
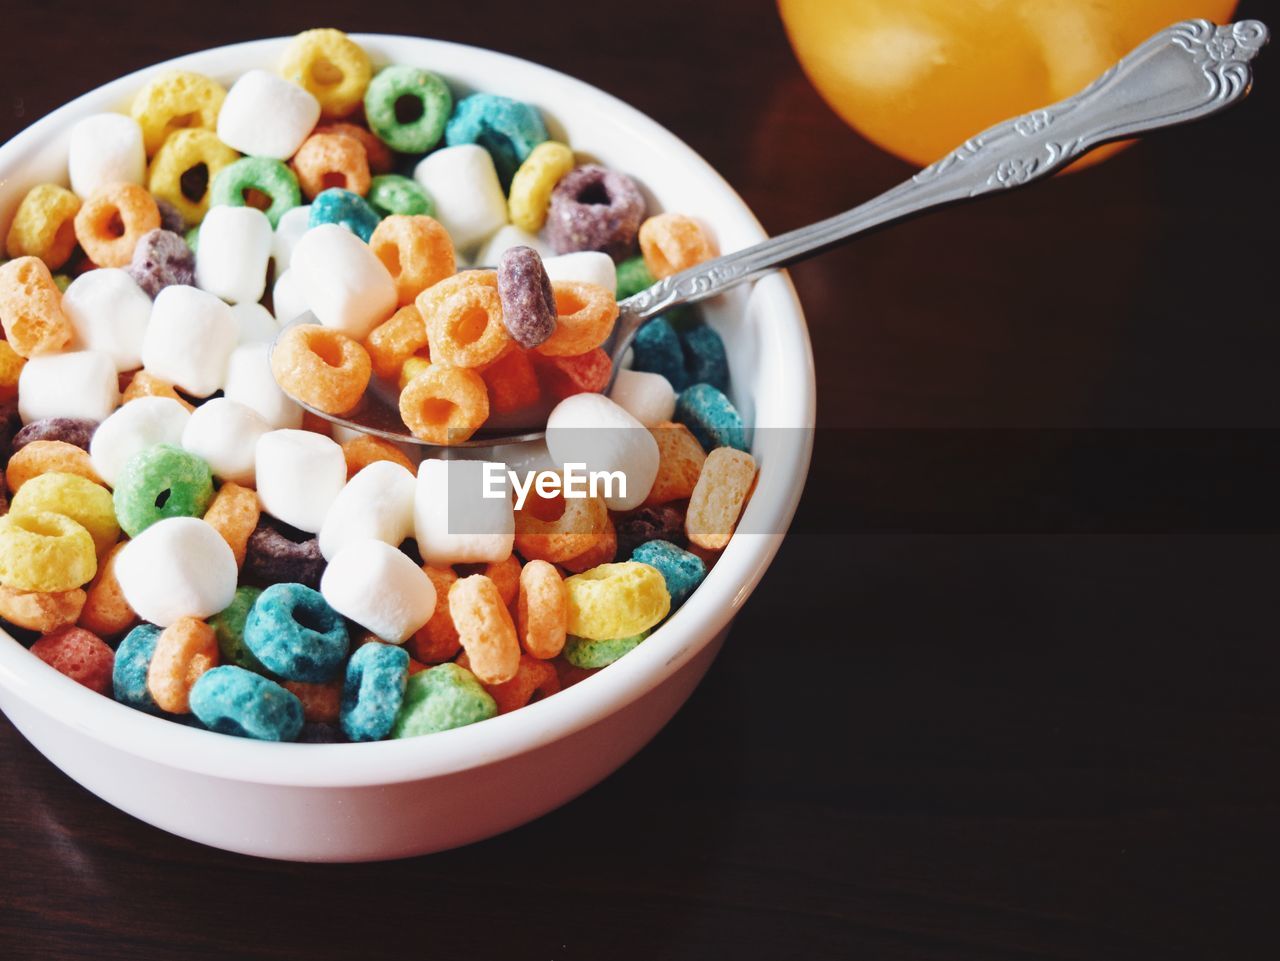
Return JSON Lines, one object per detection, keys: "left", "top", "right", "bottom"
{"left": 618, "top": 19, "right": 1269, "bottom": 325}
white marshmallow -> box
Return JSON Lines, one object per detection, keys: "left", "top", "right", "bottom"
{"left": 231, "top": 302, "right": 280, "bottom": 345}
{"left": 67, "top": 113, "right": 146, "bottom": 199}
{"left": 255, "top": 429, "right": 347, "bottom": 534}
{"left": 216, "top": 69, "right": 320, "bottom": 160}
{"left": 270, "top": 268, "right": 309, "bottom": 325}
{"left": 318, "top": 460, "right": 416, "bottom": 561}
{"left": 414, "top": 458, "right": 514, "bottom": 566}
{"left": 195, "top": 205, "right": 273, "bottom": 305}
{"left": 115, "top": 517, "right": 238, "bottom": 627}
{"left": 413, "top": 145, "right": 508, "bottom": 254}
{"left": 140, "top": 285, "right": 238, "bottom": 398}
{"left": 545, "top": 393, "right": 660, "bottom": 511}
{"left": 180, "top": 398, "right": 269, "bottom": 486}
{"left": 542, "top": 251, "right": 617, "bottom": 292}
{"left": 320, "top": 540, "right": 436, "bottom": 644}
{"left": 290, "top": 223, "right": 396, "bottom": 339}
{"left": 609, "top": 369, "right": 676, "bottom": 427}
{"left": 474, "top": 224, "right": 552, "bottom": 267}
{"left": 17, "top": 351, "right": 120, "bottom": 425}
{"left": 61, "top": 268, "right": 152, "bottom": 371}
{"left": 222, "top": 343, "right": 304, "bottom": 430}
{"left": 89, "top": 397, "right": 191, "bottom": 488}
{"left": 271, "top": 205, "right": 312, "bottom": 275}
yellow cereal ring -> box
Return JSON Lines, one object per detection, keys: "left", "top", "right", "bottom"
{"left": 5, "top": 184, "right": 82, "bottom": 269}
{"left": 10, "top": 471, "right": 120, "bottom": 556}
{"left": 0, "top": 257, "right": 74, "bottom": 357}
{"left": 0, "top": 340, "right": 26, "bottom": 402}
{"left": 0, "top": 510, "right": 98, "bottom": 592}
{"left": 564, "top": 561, "right": 670, "bottom": 641}
{"left": 685, "top": 447, "right": 757, "bottom": 551}
{"left": 397, "top": 355, "right": 432, "bottom": 392}
{"left": 131, "top": 70, "right": 227, "bottom": 155}
{"left": 147, "top": 128, "right": 240, "bottom": 225}
{"left": 508, "top": 141, "right": 575, "bottom": 232}
{"left": 203, "top": 482, "right": 261, "bottom": 568}
{"left": 79, "top": 542, "right": 138, "bottom": 639}
{"left": 0, "top": 584, "right": 87, "bottom": 633}
{"left": 279, "top": 29, "right": 372, "bottom": 120}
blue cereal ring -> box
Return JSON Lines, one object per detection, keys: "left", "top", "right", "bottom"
{"left": 445, "top": 93, "right": 547, "bottom": 186}
{"left": 631, "top": 316, "right": 688, "bottom": 391}
{"left": 309, "top": 188, "right": 381, "bottom": 242}
{"left": 340, "top": 641, "right": 410, "bottom": 742}
{"left": 189, "top": 666, "right": 304, "bottom": 741}
{"left": 675, "top": 383, "right": 748, "bottom": 452}
{"left": 679, "top": 323, "right": 729, "bottom": 392}
{"left": 112, "top": 623, "right": 164, "bottom": 714}
{"left": 244, "top": 583, "right": 349, "bottom": 682}
{"left": 630, "top": 540, "right": 707, "bottom": 609}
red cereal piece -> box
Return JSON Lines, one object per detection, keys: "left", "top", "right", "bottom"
{"left": 534, "top": 348, "right": 612, "bottom": 400}
{"left": 481, "top": 348, "right": 542, "bottom": 415}
{"left": 30, "top": 625, "right": 114, "bottom": 695}
{"left": 457, "top": 651, "right": 560, "bottom": 714}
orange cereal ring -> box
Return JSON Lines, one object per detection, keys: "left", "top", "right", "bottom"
{"left": 516, "top": 558, "right": 567, "bottom": 659}
{"left": 417, "top": 270, "right": 509, "bottom": 368}
{"left": 0, "top": 257, "right": 74, "bottom": 357}
{"left": 0, "top": 340, "right": 26, "bottom": 401}
{"left": 464, "top": 553, "right": 521, "bottom": 609}
{"left": 0, "top": 584, "right": 86, "bottom": 633}
{"left": 560, "top": 514, "right": 618, "bottom": 574}
{"left": 448, "top": 573, "right": 520, "bottom": 684}
{"left": 78, "top": 542, "right": 138, "bottom": 638}
{"left": 456, "top": 651, "right": 560, "bottom": 714}
{"left": 514, "top": 489, "right": 609, "bottom": 564}
{"left": 270, "top": 324, "right": 372, "bottom": 415}
{"left": 121, "top": 369, "right": 196, "bottom": 411}
{"left": 481, "top": 348, "right": 542, "bottom": 415}
{"left": 364, "top": 303, "right": 428, "bottom": 379}
{"left": 685, "top": 447, "right": 757, "bottom": 551}
{"left": 131, "top": 70, "right": 227, "bottom": 155}
{"left": 5, "top": 440, "right": 104, "bottom": 494}
{"left": 406, "top": 565, "right": 460, "bottom": 663}
{"left": 5, "top": 184, "right": 82, "bottom": 269}
{"left": 535, "top": 280, "right": 618, "bottom": 357}
{"left": 147, "top": 615, "right": 219, "bottom": 713}
{"left": 282, "top": 679, "right": 343, "bottom": 723}
{"left": 370, "top": 215, "right": 456, "bottom": 307}
{"left": 645, "top": 421, "right": 707, "bottom": 505}
{"left": 203, "top": 482, "right": 261, "bottom": 567}
{"left": 315, "top": 122, "right": 394, "bottom": 174}
{"left": 147, "top": 128, "right": 240, "bottom": 225}
{"left": 340, "top": 434, "right": 414, "bottom": 479}
{"left": 74, "top": 183, "right": 161, "bottom": 268}
{"left": 398, "top": 363, "right": 489, "bottom": 445}
{"left": 291, "top": 132, "right": 371, "bottom": 200}
{"left": 639, "top": 212, "right": 718, "bottom": 280}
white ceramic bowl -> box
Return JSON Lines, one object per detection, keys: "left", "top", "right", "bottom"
{"left": 0, "top": 35, "right": 815, "bottom": 861}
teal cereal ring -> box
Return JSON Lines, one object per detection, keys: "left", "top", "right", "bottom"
{"left": 209, "top": 157, "right": 301, "bottom": 227}
{"left": 340, "top": 641, "right": 409, "bottom": 742}
{"left": 209, "top": 585, "right": 268, "bottom": 673}
{"left": 244, "top": 582, "right": 349, "bottom": 683}
{"left": 390, "top": 662, "right": 496, "bottom": 738}
{"left": 445, "top": 93, "right": 548, "bottom": 186}
{"left": 189, "top": 665, "right": 304, "bottom": 741}
{"left": 562, "top": 629, "right": 650, "bottom": 669}
{"left": 309, "top": 188, "right": 381, "bottom": 242}
{"left": 364, "top": 66, "right": 452, "bottom": 154}
{"left": 367, "top": 174, "right": 433, "bottom": 218}
{"left": 112, "top": 444, "right": 215, "bottom": 538}
{"left": 112, "top": 623, "right": 164, "bottom": 713}
{"left": 675, "top": 383, "right": 748, "bottom": 453}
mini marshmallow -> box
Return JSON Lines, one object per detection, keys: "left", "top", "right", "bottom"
{"left": 609, "top": 368, "right": 676, "bottom": 427}
{"left": 222, "top": 343, "right": 304, "bottom": 429}
{"left": 231, "top": 302, "right": 280, "bottom": 345}
{"left": 255, "top": 429, "right": 347, "bottom": 534}
{"left": 61, "top": 268, "right": 153, "bottom": 371}
{"left": 17, "top": 351, "right": 120, "bottom": 425}
{"left": 289, "top": 223, "right": 397, "bottom": 339}
{"left": 475, "top": 224, "right": 552, "bottom": 267}
{"left": 67, "top": 113, "right": 146, "bottom": 199}
{"left": 90, "top": 396, "right": 191, "bottom": 487}
{"left": 320, "top": 540, "right": 436, "bottom": 643}
{"left": 271, "top": 204, "right": 312, "bottom": 274}
{"left": 546, "top": 392, "right": 660, "bottom": 511}
{"left": 542, "top": 251, "right": 618, "bottom": 292}
{"left": 413, "top": 144, "right": 508, "bottom": 254}
{"left": 195, "top": 205, "right": 273, "bottom": 305}
{"left": 216, "top": 69, "right": 320, "bottom": 160}
{"left": 414, "top": 458, "right": 515, "bottom": 566}
{"left": 140, "top": 285, "right": 238, "bottom": 398}
{"left": 180, "top": 397, "right": 269, "bottom": 486}
{"left": 318, "top": 460, "right": 416, "bottom": 561}
{"left": 271, "top": 268, "right": 309, "bottom": 325}
{"left": 115, "top": 517, "right": 238, "bottom": 627}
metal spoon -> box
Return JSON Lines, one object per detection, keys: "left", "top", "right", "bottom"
{"left": 272, "top": 18, "right": 1268, "bottom": 449}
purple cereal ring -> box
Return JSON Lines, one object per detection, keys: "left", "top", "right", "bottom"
{"left": 0, "top": 400, "right": 22, "bottom": 469}
{"left": 497, "top": 246, "right": 556, "bottom": 349}
{"left": 128, "top": 228, "right": 196, "bottom": 299}
{"left": 155, "top": 198, "right": 186, "bottom": 235}
{"left": 244, "top": 518, "right": 326, "bottom": 590}
{"left": 12, "top": 417, "right": 98, "bottom": 453}
{"left": 545, "top": 165, "right": 646, "bottom": 259}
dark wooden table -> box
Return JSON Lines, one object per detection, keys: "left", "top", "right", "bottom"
{"left": 2, "top": 2, "right": 1277, "bottom": 959}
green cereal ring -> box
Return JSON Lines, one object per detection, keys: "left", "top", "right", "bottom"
{"left": 562, "top": 630, "right": 650, "bottom": 669}
{"left": 209, "top": 157, "right": 301, "bottom": 227}
{"left": 615, "top": 255, "right": 655, "bottom": 299}
{"left": 367, "top": 174, "right": 433, "bottom": 217}
{"left": 364, "top": 66, "right": 452, "bottom": 153}
{"left": 210, "top": 585, "right": 268, "bottom": 674}
{"left": 52, "top": 274, "right": 72, "bottom": 293}
{"left": 112, "top": 444, "right": 214, "bottom": 538}
{"left": 390, "top": 662, "right": 496, "bottom": 738}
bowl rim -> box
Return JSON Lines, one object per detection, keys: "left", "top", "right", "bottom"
{"left": 0, "top": 33, "right": 816, "bottom": 788}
